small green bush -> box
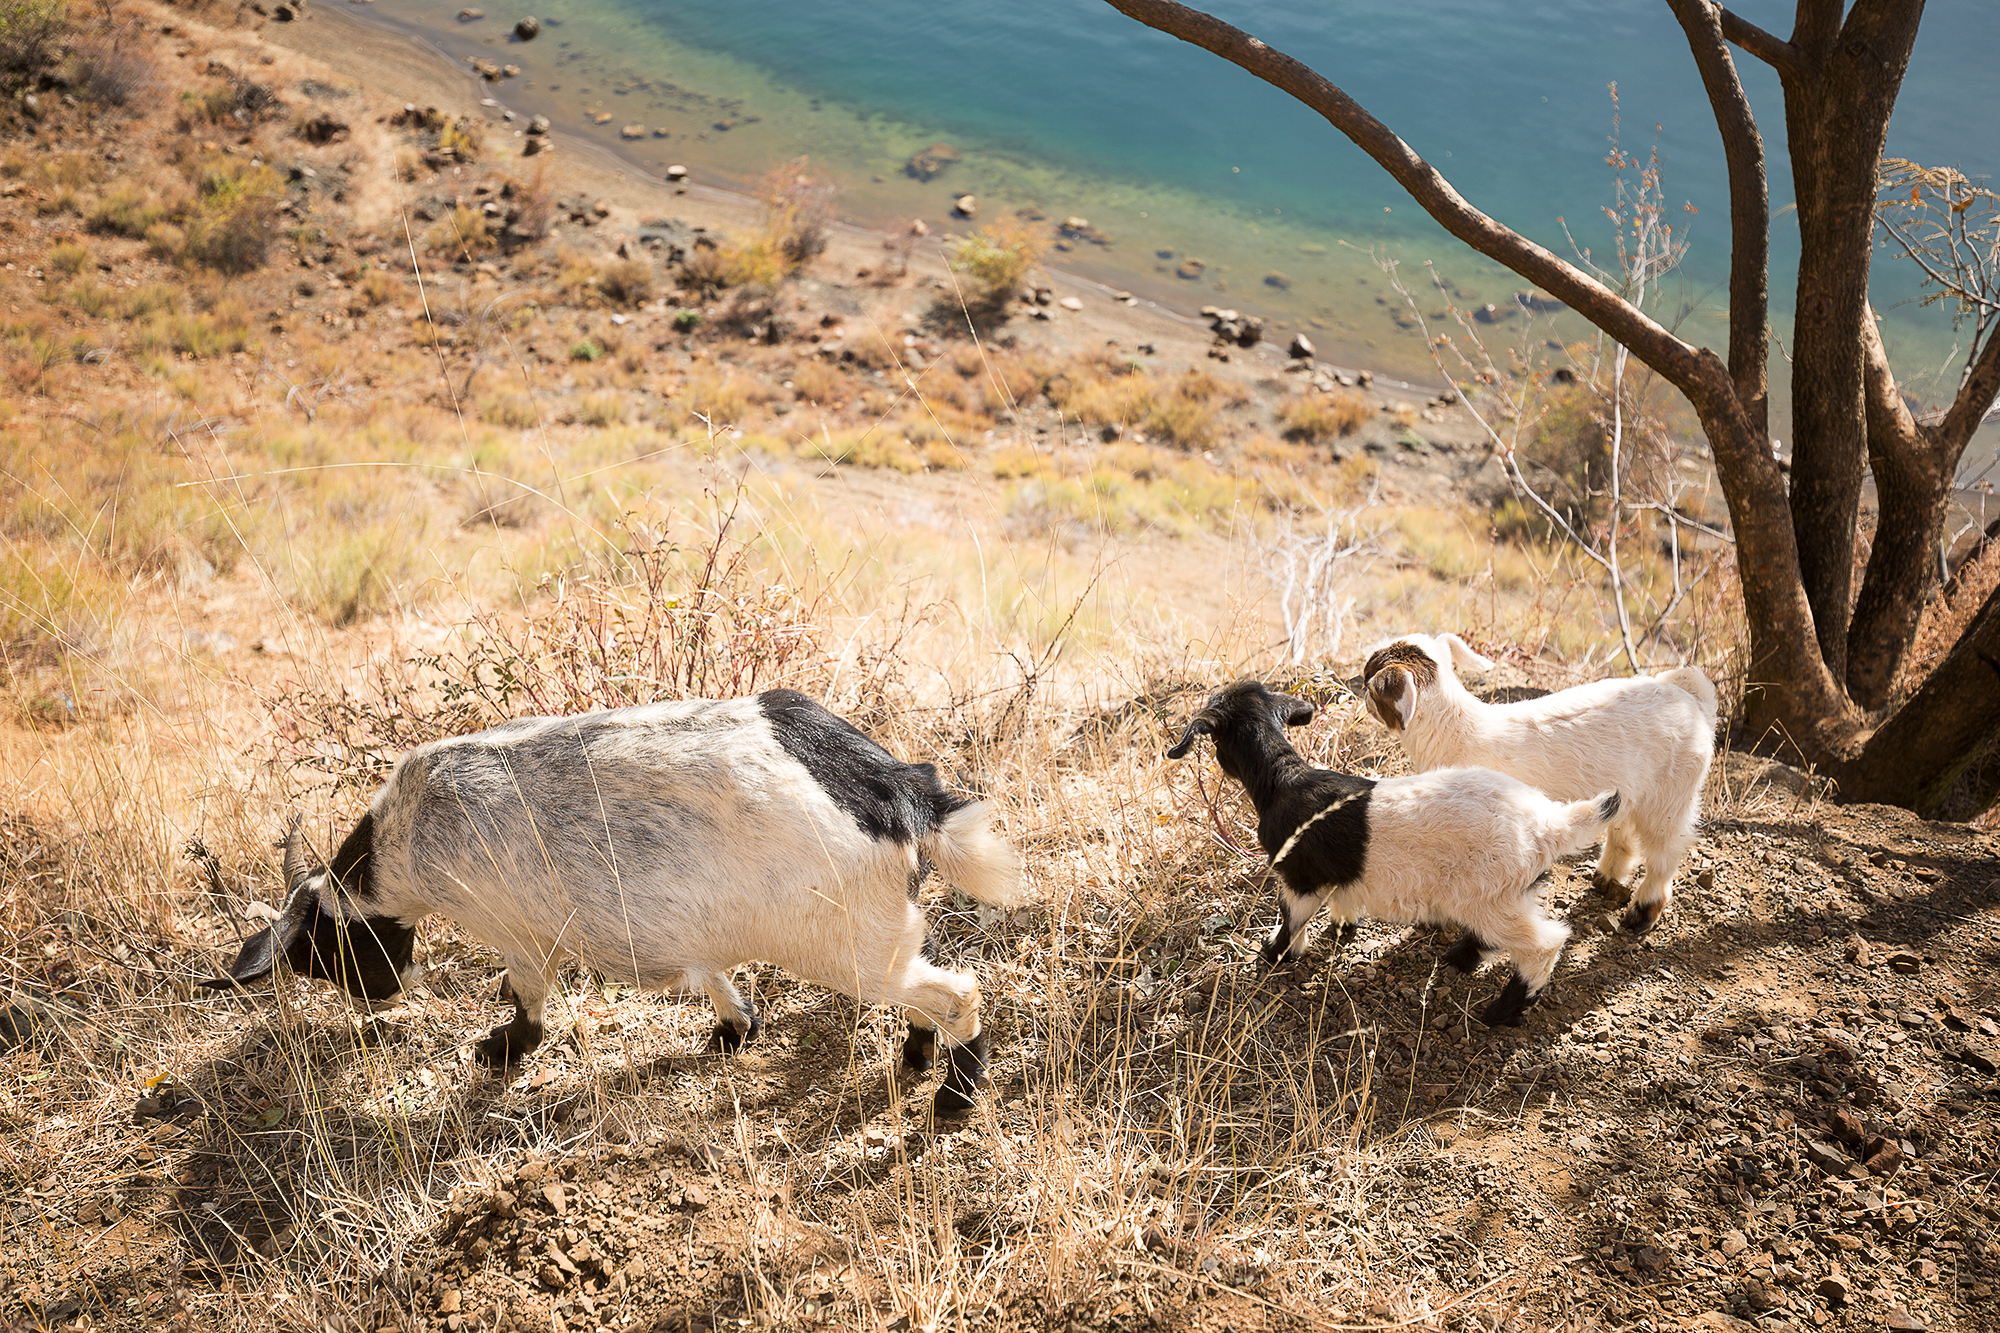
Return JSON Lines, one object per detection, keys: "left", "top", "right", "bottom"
{"left": 949, "top": 219, "right": 1045, "bottom": 308}
{"left": 569, "top": 339, "right": 603, "bottom": 362}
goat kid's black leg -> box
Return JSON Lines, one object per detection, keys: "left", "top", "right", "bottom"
{"left": 931, "top": 1031, "right": 989, "bottom": 1117}
{"left": 1478, "top": 973, "right": 1544, "bottom": 1028}
{"left": 902, "top": 1023, "right": 939, "bottom": 1073}
{"left": 1260, "top": 916, "right": 1293, "bottom": 968}
{"left": 1442, "top": 930, "right": 1487, "bottom": 973}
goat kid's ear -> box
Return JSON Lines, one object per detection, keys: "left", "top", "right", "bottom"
{"left": 1165, "top": 716, "right": 1214, "bottom": 760}
{"left": 200, "top": 881, "right": 318, "bottom": 990}
{"left": 1366, "top": 668, "right": 1416, "bottom": 731}
{"left": 1280, "top": 694, "right": 1315, "bottom": 728}
{"left": 1439, "top": 633, "right": 1495, "bottom": 676}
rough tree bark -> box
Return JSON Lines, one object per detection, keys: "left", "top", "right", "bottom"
{"left": 1101, "top": 0, "right": 2000, "bottom": 815}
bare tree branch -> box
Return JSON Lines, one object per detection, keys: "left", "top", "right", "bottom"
{"left": 1667, "top": 0, "right": 1772, "bottom": 437}
{"left": 1098, "top": 0, "right": 1709, "bottom": 396}
{"left": 1716, "top": 6, "right": 1801, "bottom": 76}
{"left": 1939, "top": 326, "right": 2000, "bottom": 448}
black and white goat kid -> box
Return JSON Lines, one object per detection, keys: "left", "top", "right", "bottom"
{"left": 1167, "top": 681, "right": 1620, "bottom": 1026}
{"left": 203, "top": 690, "right": 1025, "bottom": 1114}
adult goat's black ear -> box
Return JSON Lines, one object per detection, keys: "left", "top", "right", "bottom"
{"left": 201, "top": 819, "right": 316, "bottom": 990}
{"left": 1281, "top": 694, "right": 1315, "bottom": 728}
{"left": 201, "top": 882, "right": 318, "bottom": 989}
{"left": 1165, "top": 716, "right": 1214, "bottom": 760}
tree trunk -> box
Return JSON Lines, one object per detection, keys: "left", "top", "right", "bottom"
{"left": 1778, "top": 0, "right": 1924, "bottom": 685}
{"left": 1849, "top": 311, "right": 2000, "bottom": 709}
{"left": 1840, "top": 577, "right": 2000, "bottom": 815}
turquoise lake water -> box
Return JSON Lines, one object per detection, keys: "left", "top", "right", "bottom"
{"left": 375, "top": 0, "right": 1998, "bottom": 459}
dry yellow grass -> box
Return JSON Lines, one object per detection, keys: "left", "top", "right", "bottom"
{"left": 0, "top": 10, "right": 1768, "bottom": 1331}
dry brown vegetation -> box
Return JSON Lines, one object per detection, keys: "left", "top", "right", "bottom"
{"left": 5, "top": 5, "right": 1998, "bottom": 1333}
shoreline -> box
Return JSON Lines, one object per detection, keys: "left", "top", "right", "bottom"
{"left": 263, "top": 2, "right": 2000, "bottom": 487}
{"left": 263, "top": 2, "right": 1456, "bottom": 398}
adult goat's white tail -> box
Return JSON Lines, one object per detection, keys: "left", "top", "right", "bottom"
{"left": 927, "top": 801, "right": 1028, "bottom": 906}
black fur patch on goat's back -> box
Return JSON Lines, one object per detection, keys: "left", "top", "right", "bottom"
{"left": 1266, "top": 772, "right": 1373, "bottom": 894}
{"left": 759, "top": 689, "right": 964, "bottom": 844}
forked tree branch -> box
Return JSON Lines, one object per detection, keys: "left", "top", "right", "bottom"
{"left": 1667, "top": 0, "right": 1772, "bottom": 437}
{"left": 1716, "top": 5, "right": 1801, "bottom": 76}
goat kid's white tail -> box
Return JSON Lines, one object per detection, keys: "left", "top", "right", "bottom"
{"left": 1657, "top": 666, "right": 1720, "bottom": 724}
{"left": 927, "top": 801, "right": 1028, "bottom": 906}
{"left": 1552, "top": 790, "right": 1624, "bottom": 858}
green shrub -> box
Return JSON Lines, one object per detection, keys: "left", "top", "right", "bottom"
{"left": 673, "top": 308, "right": 703, "bottom": 333}
{"left": 88, "top": 184, "right": 173, "bottom": 239}
{"left": 949, "top": 219, "right": 1045, "bottom": 312}
{"left": 569, "top": 339, "right": 603, "bottom": 362}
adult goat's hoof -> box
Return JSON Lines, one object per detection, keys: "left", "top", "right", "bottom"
{"left": 473, "top": 1023, "right": 537, "bottom": 1068}
{"left": 710, "top": 1014, "right": 761, "bottom": 1053}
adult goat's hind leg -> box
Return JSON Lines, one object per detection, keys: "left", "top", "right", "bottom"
{"left": 696, "top": 971, "right": 761, "bottom": 1051}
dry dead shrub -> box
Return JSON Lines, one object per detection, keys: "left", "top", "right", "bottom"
{"left": 597, "top": 257, "right": 654, "bottom": 307}
{"left": 266, "top": 497, "right": 832, "bottom": 788}
{"left": 755, "top": 155, "right": 838, "bottom": 269}
{"left": 788, "top": 357, "right": 851, "bottom": 407}
{"left": 1279, "top": 390, "right": 1369, "bottom": 441}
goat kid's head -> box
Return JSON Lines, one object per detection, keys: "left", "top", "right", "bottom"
{"left": 1361, "top": 633, "right": 1493, "bottom": 731}
{"left": 1166, "top": 680, "right": 1315, "bottom": 781}
{"left": 200, "top": 818, "right": 416, "bottom": 1006}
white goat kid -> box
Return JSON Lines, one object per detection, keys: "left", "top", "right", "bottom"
{"left": 1168, "top": 681, "right": 1621, "bottom": 1026}
{"left": 203, "top": 690, "right": 1026, "bottom": 1115}
{"left": 1362, "top": 634, "right": 1717, "bottom": 932}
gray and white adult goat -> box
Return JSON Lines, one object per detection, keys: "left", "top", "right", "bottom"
{"left": 1168, "top": 681, "right": 1621, "bottom": 1025}
{"left": 202, "top": 690, "right": 1025, "bottom": 1114}
{"left": 1362, "top": 634, "right": 1717, "bottom": 932}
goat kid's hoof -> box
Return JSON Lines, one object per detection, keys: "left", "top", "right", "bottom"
{"left": 1442, "top": 930, "right": 1485, "bottom": 974}
{"left": 1590, "top": 872, "right": 1633, "bottom": 906}
{"left": 1620, "top": 899, "right": 1667, "bottom": 934}
{"left": 710, "top": 1016, "right": 762, "bottom": 1053}
{"left": 1478, "top": 976, "right": 1540, "bottom": 1028}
